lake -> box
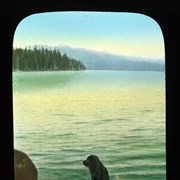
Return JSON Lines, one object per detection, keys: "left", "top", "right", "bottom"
{"left": 13, "top": 70, "right": 166, "bottom": 180}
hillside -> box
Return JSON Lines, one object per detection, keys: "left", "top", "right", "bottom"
{"left": 58, "top": 46, "right": 165, "bottom": 71}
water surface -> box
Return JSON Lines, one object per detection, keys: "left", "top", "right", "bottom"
{"left": 13, "top": 70, "right": 166, "bottom": 180}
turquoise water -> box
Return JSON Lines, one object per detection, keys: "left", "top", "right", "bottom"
{"left": 13, "top": 70, "right": 166, "bottom": 180}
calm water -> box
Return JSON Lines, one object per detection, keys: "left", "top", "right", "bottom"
{"left": 13, "top": 70, "right": 166, "bottom": 180}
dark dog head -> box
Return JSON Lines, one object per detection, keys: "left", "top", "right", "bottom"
{"left": 83, "top": 155, "right": 109, "bottom": 180}
{"left": 83, "top": 155, "right": 100, "bottom": 168}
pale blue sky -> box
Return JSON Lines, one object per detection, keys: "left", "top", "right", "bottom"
{"left": 13, "top": 11, "right": 165, "bottom": 59}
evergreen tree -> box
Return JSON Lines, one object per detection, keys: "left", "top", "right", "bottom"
{"left": 13, "top": 46, "right": 86, "bottom": 71}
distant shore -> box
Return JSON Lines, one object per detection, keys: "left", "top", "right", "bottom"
{"left": 13, "top": 47, "right": 86, "bottom": 71}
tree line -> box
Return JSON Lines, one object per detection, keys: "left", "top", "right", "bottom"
{"left": 13, "top": 46, "right": 86, "bottom": 71}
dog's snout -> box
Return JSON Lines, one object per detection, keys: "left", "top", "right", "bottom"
{"left": 83, "top": 160, "right": 89, "bottom": 166}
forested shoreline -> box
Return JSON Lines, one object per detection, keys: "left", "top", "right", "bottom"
{"left": 13, "top": 47, "right": 86, "bottom": 71}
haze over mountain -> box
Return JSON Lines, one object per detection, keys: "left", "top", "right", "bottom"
{"left": 57, "top": 45, "right": 165, "bottom": 71}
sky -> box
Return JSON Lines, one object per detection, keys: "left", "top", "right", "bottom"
{"left": 13, "top": 11, "right": 165, "bottom": 59}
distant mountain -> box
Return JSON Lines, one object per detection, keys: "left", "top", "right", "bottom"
{"left": 57, "top": 45, "right": 165, "bottom": 71}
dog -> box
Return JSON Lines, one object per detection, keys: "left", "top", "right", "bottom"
{"left": 83, "top": 155, "right": 109, "bottom": 180}
{"left": 14, "top": 149, "right": 38, "bottom": 180}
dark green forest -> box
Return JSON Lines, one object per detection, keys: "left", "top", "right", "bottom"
{"left": 13, "top": 47, "right": 86, "bottom": 71}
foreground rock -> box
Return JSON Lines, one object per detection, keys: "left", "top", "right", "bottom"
{"left": 14, "top": 149, "right": 38, "bottom": 180}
